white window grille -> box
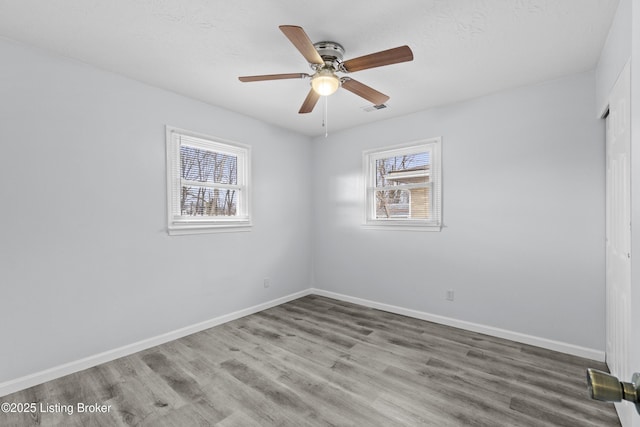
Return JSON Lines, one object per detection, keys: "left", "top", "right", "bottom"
{"left": 363, "top": 138, "right": 442, "bottom": 231}
{"left": 166, "top": 127, "right": 251, "bottom": 235}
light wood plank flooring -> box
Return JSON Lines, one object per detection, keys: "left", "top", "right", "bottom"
{"left": 1, "top": 295, "right": 620, "bottom": 426}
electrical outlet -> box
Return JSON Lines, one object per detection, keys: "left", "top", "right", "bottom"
{"left": 264, "top": 278, "right": 270, "bottom": 288}
{"left": 446, "top": 289, "right": 454, "bottom": 301}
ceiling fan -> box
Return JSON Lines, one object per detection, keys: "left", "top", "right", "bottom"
{"left": 239, "top": 25, "right": 414, "bottom": 114}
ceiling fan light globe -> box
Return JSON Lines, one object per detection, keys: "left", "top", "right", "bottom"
{"left": 311, "top": 72, "right": 340, "bottom": 96}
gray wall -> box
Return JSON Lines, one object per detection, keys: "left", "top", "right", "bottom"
{"left": 596, "top": 0, "right": 631, "bottom": 113}
{"left": 0, "top": 38, "right": 313, "bottom": 383}
{"left": 1, "top": 34, "right": 608, "bottom": 387}
{"left": 312, "top": 71, "right": 606, "bottom": 351}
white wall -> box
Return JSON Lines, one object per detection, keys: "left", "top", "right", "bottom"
{"left": 312, "top": 71, "right": 605, "bottom": 352}
{"left": 0, "top": 38, "right": 312, "bottom": 384}
{"left": 596, "top": 0, "right": 631, "bottom": 114}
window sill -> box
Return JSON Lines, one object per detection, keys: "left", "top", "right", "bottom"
{"left": 168, "top": 222, "right": 252, "bottom": 235}
{"left": 362, "top": 221, "right": 442, "bottom": 232}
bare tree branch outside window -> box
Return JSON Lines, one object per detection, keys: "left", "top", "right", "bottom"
{"left": 180, "top": 146, "right": 238, "bottom": 216}
{"left": 375, "top": 152, "right": 430, "bottom": 219}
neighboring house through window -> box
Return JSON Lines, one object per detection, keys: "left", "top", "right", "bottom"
{"left": 363, "top": 138, "right": 442, "bottom": 230}
{"left": 166, "top": 126, "right": 251, "bottom": 235}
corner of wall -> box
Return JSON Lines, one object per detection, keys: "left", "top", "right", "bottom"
{"left": 595, "top": 0, "right": 631, "bottom": 114}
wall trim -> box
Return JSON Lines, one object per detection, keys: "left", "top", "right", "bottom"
{"left": 0, "top": 289, "right": 312, "bottom": 397}
{"left": 310, "top": 288, "right": 606, "bottom": 362}
{"left": 1, "top": 286, "right": 604, "bottom": 397}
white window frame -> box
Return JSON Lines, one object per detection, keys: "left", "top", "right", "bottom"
{"left": 166, "top": 126, "right": 251, "bottom": 235}
{"left": 363, "top": 137, "right": 442, "bottom": 231}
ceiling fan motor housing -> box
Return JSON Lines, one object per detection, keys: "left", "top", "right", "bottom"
{"left": 313, "top": 41, "right": 345, "bottom": 70}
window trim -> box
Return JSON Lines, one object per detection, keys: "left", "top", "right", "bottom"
{"left": 165, "top": 126, "right": 252, "bottom": 235}
{"left": 363, "top": 138, "right": 442, "bottom": 231}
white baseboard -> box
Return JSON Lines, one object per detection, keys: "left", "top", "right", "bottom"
{"left": 1, "top": 286, "right": 604, "bottom": 397}
{"left": 0, "top": 289, "right": 312, "bottom": 397}
{"left": 310, "top": 288, "right": 605, "bottom": 362}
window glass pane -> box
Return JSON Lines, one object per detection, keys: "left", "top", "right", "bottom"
{"left": 181, "top": 186, "right": 238, "bottom": 216}
{"left": 375, "top": 187, "right": 430, "bottom": 219}
{"left": 180, "top": 145, "right": 237, "bottom": 185}
{"left": 375, "top": 151, "right": 429, "bottom": 187}
{"left": 376, "top": 189, "right": 410, "bottom": 218}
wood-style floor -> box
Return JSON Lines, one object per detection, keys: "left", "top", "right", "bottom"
{"left": 2, "top": 295, "right": 620, "bottom": 426}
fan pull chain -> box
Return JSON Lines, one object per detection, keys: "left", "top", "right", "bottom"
{"left": 323, "top": 95, "right": 329, "bottom": 138}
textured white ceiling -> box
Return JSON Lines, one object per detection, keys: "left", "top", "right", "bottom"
{"left": 0, "top": 0, "right": 619, "bottom": 136}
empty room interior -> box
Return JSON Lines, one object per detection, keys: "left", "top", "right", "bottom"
{"left": 2, "top": 1, "right": 640, "bottom": 426}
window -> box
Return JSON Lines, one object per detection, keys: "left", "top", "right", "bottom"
{"left": 363, "top": 138, "right": 442, "bottom": 230}
{"left": 166, "top": 127, "right": 251, "bottom": 235}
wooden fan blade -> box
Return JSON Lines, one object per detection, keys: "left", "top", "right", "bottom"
{"left": 342, "top": 45, "right": 413, "bottom": 73}
{"left": 299, "top": 89, "right": 320, "bottom": 114}
{"left": 279, "top": 25, "right": 324, "bottom": 66}
{"left": 341, "top": 78, "right": 389, "bottom": 105}
{"left": 239, "top": 73, "right": 309, "bottom": 82}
